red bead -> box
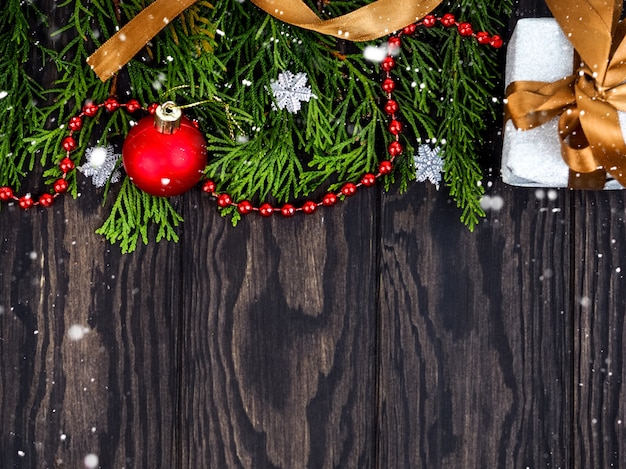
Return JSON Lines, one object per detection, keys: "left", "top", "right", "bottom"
{"left": 202, "top": 180, "right": 216, "bottom": 193}
{"left": 322, "top": 193, "right": 338, "bottom": 207}
{"left": 387, "top": 36, "right": 401, "bottom": 50}
{"left": 237, "top": 200, "right": 253, "bottom": 215}
{"left": 378, "top": 160, "right": 393, "bottom": 175}
{"left": 125, "top": 99, "right": 142, "bottom": 113}
{"left": 68, "top": 116, "right": 83, "bottom": 131}
{"left": 302, "top": 200, "right": 317, "bottom": 214}
{"left": 490, "top": 35, "right": 503, "bottom": 48}
{"left": 53, "top": 179, "right": 69, "bottom": 194}
{"left": 441, "top": 13, "right": 456, "bottom": 27}
{"left": 381, "top": 56, "right": 396, "bottom": 72}
{"left": 0, "top": 186, "right": 14, "bottom": 201}
{"left": 388, "top": 140, "right": 403, "bottom": 157}
{"left": 382, "top": 78, "right": 396, "bottom": 93}
{"left": 458, "top": 22, "right": 473, "bottom": 37}
{"left": 59, "top": 157, "right": 75, "bottom": 173}
{"left": 259, "top": 203, "right": 274, "bottom": 217}
{"left": 384, "top": 99, "right": 399, "bottom": 115}
{"left": 402, "top": 23, "right": 417, "bottom": 35}
{"left": 476, "top": 31, "right": 491, "bottom": 45}
{"left": 104, "top": 97, "right": 120, "bottom": 112}
{"left": 62, "top": 136, "right": 76, "bottom": 152}
{"left": 147, "top": 103, "right": 159, "bottom": 115}
{"left": 82, "top": 102, "right": 99, "bottom": 117}
{"left": 422, "top": 14, "right": 436, "bottom": 28}
{"left": 19, "top": 195, "right": 34, "bottom": 210}
{"left": 280, "top": 204, "right": 296, "bottom": 217}
{"left": 38, "top": 193, "right": 54, "bottom": 207}
{"left": 341, "top": 183, "right": 357, "bottom": 197}
{"left": 217, "top": 193, "right": 232, "bottom": 207}
{"left": 361, "top": 173, "right": 377, "bottom": 187}
{"left": 388, "top": 119, "right": 403, "bottom": 135}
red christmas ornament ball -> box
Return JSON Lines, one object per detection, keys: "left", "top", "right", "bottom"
{"left": 122, "top": 103, "right": 207, "bottom": 197}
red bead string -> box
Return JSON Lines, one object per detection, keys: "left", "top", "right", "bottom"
{"left": 201, "top": 14, "right": 502, "bottom": 217}
{"left": 0, "top": 98, "right": 143, "bottom": 209}
{"left": 0, "top": 14, "right": 502, "bottom": 216}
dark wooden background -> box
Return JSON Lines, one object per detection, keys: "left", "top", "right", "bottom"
{"left": 2, "top": 1, "right": 625, "bottom": 468}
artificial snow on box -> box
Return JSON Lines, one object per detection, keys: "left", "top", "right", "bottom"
{"left": 501, "top": 18, "right": 625, "bottom": 190}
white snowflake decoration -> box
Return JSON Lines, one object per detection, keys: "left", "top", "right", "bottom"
{"left": 270, "top": 70, "right": 316, "bottom": 113}
{"left": 78, "top": 145, "right": 121, "bottom": 188}
{"left": 413, "top": 144, "right": 444, "bottom": 189}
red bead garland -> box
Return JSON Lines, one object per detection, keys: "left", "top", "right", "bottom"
{"left": 0, "top": 13, "right": 502, "bottom": 217}
{"left": 0, "top": 100, "right": 142, "bottom": 210}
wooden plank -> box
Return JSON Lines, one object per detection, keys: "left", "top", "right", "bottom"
{"left": 377, "top": 181, "right": 573, "bottom": 467}
{"left": 1, "top": 1, "right": 182, "bottom": 466}
{"left": 0, "top": 197, "right": 182, "bottom": 468}
{"left": 573, "top": 191, "right": 626, "bottom": 469}
{"left": 178, "top": 191, "right": 380, "bottom": 468}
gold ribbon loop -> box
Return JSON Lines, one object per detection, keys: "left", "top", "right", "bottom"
{"left": 504, "top": 77, "right": 576, "bottom": 129}
{"left": 249, "top": 0, "right": 442, "bottom": 41}
{"left": 505, "top": 0, "right": 626, "bottom": 188}
{"left": 88, "top": 0, "right": 444, "bottom": 82}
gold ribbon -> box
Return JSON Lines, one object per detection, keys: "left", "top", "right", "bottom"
{"left": 505, "top": 0, "right": 626, "bottom": 189}
{"left": 87, "top": 0, "right": 443, "bottom": 82}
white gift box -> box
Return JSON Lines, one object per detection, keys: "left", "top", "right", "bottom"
{"left": 501, "top": 18, "right": 625, "bottom": 189}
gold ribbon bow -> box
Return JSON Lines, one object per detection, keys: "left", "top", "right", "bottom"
{"left": 87, "top": 0, "right": 443, "bottom": 82}
{"left": 505, "top": 0, "right": 626, "bottom": 189}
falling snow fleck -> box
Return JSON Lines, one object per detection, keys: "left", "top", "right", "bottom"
{"left": 413, "top": 144, "right": 444, "bottom": 189}
{"left": 363, "top": 45, "right": 388, "bottom": 63}
{"left": 84, "top": 453, "right": 99, "bottom": 468}
{"left": 270, "top": 71, "right": 316, "bottom": 113}
{"left": 480, "top": 195, "right": 504, "bottom": 211}
{"left": 67, "top": 324, "right": 90, "bottom": 341}
{"left": 78, "top": 145, "right": 121, "bottom": 188}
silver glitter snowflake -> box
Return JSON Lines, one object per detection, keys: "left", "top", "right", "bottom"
{"left": 270, "top": 70, "right": 316, "bottom": 113}
{"left": 78, "top": 145, "right": 121, "bottom": 188}
{"left": 413, "top": 144, "right": 444, "bottom": 189}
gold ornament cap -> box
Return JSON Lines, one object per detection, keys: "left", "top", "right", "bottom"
{"left": 154, "top": 101, "right": 182, "bottom": 134}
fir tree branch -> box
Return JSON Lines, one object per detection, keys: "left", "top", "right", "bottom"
{"left": 96, "top": 178, "right": 183, "bottom": 253}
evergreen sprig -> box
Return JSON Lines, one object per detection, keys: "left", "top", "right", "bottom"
{"left": 1, "top": 0, "right": 512, "bottom": 251}
{"left": 1, "top": 0, "right": 47, "bottom": 187}
{"left": 205, "top": 0, "right": 511, "bottom": 227}
{"left": 207, "top": 1, "right": 406, "bottom": 217}
{"left": 96, "top": 178, "right": 184, "bottom": 253}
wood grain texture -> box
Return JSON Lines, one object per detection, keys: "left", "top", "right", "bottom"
{"left": 573, "top": 191, "right": 626, "bottom": 469}
{"left": 377, "top": 181, "right": 573, "bottom": 468}
{"left": 178, "top": 191, "right": 380, "bottom": 469}
{"left": 0, "top": 2, "right": 181, "bottom": 464}
{"left": 0, "top": 194, "right": 181, "bottom": 469}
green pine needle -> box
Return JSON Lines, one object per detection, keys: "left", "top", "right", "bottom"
{"left": 96, "top": 179, "right": 183, "bottom": 253}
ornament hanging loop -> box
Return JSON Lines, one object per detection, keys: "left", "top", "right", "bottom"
{"left": 154, "top": 101, "right": 182, "bottom": 134}
{"left": 161, "top": 85, "right": 244, "bottom": 140}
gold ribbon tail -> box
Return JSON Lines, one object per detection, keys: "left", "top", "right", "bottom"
{"left": 87, "top": 0, "right": 197, "bottom": 82}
